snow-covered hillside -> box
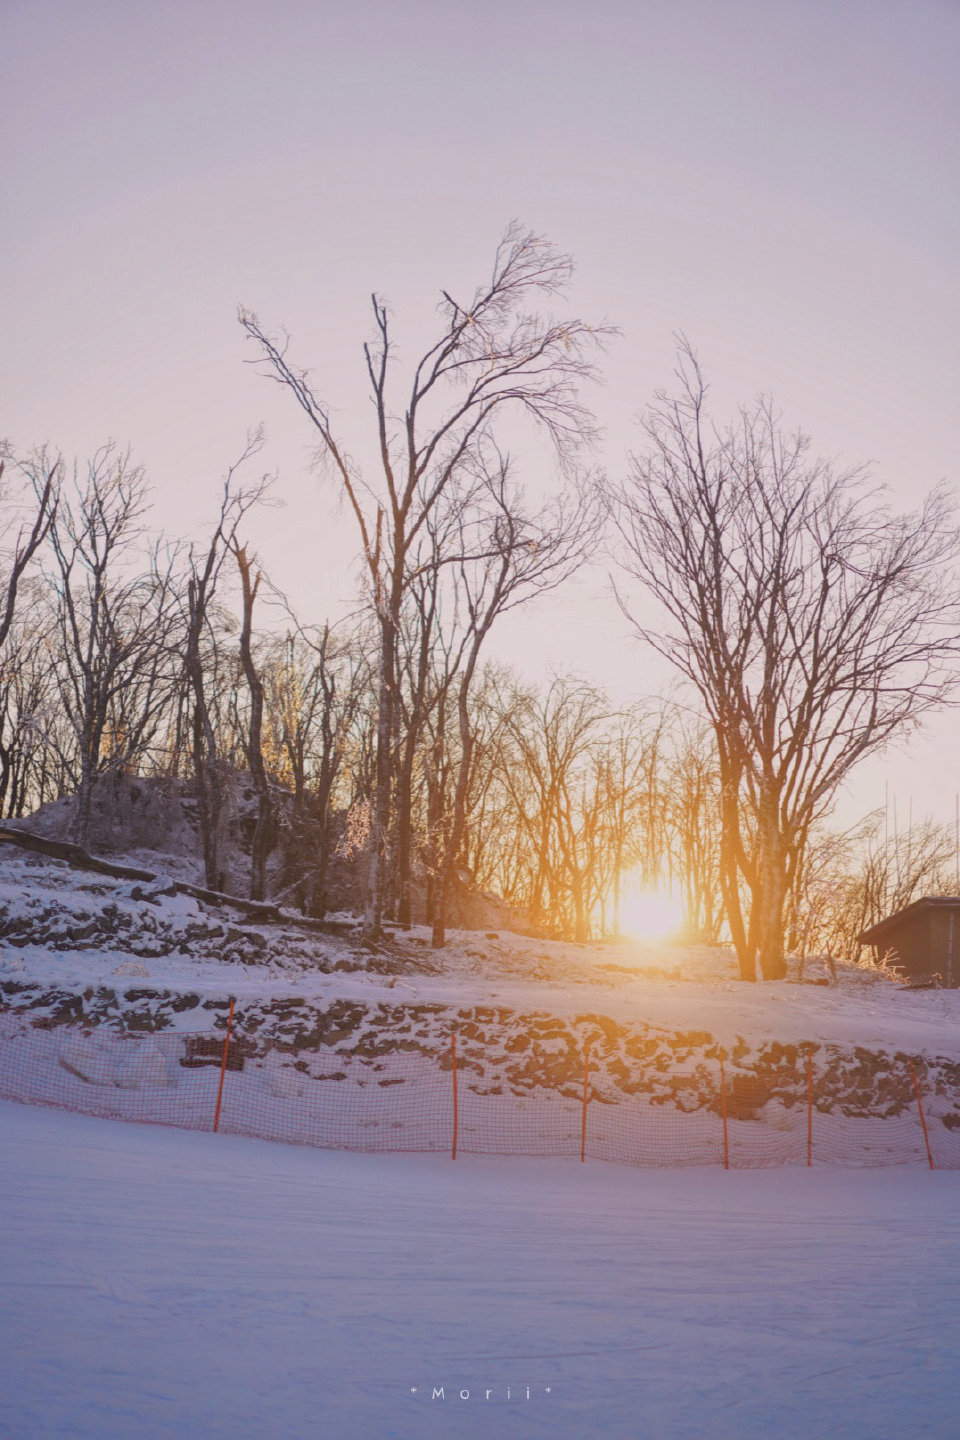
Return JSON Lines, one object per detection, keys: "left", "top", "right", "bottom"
{"left": 3, "top": 841, "right": 960, "bottom": 1166}
{"left": 2, "top": 841, "right": 958, "bottom": 1053}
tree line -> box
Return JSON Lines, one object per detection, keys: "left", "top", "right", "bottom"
{"left": 3, "top": 225, "right": 959, "bottom": 978}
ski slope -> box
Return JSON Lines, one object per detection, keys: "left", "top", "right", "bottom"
{"left": 1, "top": 1098, "right": 958, "bottom": 1439}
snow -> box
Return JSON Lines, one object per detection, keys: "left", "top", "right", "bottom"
{"left": 2, "top": 1010, "right": 952, "bottom": 1169}
{"left": 4, "top": 841, "right": 960, "bottom": 1432}
{"left": 6, "top": 843, "right": 960, "bottom": 1175}
{"left": 5, "top": 842, "right": 960, "bottom": 1062}
{"left": 1, "top": 1098, "right": 959, "bottom": 1440}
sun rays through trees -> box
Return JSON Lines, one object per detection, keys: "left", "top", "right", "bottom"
{"left": 607, "top": 341, "right": 960, "bottom": 979}
{"left": 4, "top": 244, "right": 960, "bottom": 972}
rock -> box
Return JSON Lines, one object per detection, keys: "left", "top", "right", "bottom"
{"left": 758, "top": 1099, "right": 799, "bottom": 1132}
{"left": 58, "top": 1035, "right": 118, "bottom": 1085}
{"left": 117, "top": 1039, "right": 174, "bottom": 1089}
{"left": 261, "top": 1059, "right": 303, "bottom": 1099}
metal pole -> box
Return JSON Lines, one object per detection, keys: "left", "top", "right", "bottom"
{"left": 451, "top": 1031, "right": 458, "bottom": 1161}
{"left": 719, "top": 1050, "right": 729, "bottom": 1170}
{"left": 806, "top": 1049, "right": 813, "bottom": 1168}
{"left": 884, "top": 782, "right": 889, "bottom": 911}
{"left": 213, "top": 997, "right": 235, "bottom": 1133}
{"left": 580, "top": 1043, "right": 591, "bottom": 1163}
{"left": 909, "top": 1059, "right": 935, "bottom": 1171}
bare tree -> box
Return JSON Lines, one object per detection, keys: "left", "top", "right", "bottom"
{"left": 598, "top": 705, "right": 667, "bottom": 937}
{"left": 240, "top": 224, "right": 609, "bottom": 936}
{"left": 0, "top": 447, "right": 60, "bottom": 811}
{"left": 442, "top": 669, "right": 672, "bottom": 940}
{"left": 179, "top": 439, "right": 271, "bottom": 890}
{"left": 609, "top": 343, "right": 960, "bottom": 980}
{"left": 798, "top": 813, "right": 957, "bottom": 968}
{"left": 0, "top": 447, "right": 59, "bottom": 651}
{"left": 392, "top": 489, "right": 467, "bottom": 928}
{"left": 428, "top": 449, "right": 602, "bottom": 945}
{"left": 0, "top": 601, "right": 62, "bottom": 816}
{"left": 44, "top": 446, "right": 179, "bottom": 846}
{"left": 231, "top": 542, "right": 274, "bottom": 900}
{"left": 662, "top": 720, "right": 724, "bottom": 943}
{"left": 495, "top": 676, "right": 610, "bottom": 938}
{"left": 262, "top": 622, "right": 371, "bottom": 915}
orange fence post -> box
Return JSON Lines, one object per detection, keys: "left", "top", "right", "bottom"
{"left": 580, "top": 1042, "right": 591, "bottom": 1163}
{"left": 909, "top": 1058, "right": 935, "bottom": 1170}
{"left": 213, "top": 997, "right": 235, "bottom": 1133}
{"left": 719, "top": 1050, "right": 729, "bottom": 1170}
{"left": 451, "top": 1031, "right": 458, "bottom": 1161}
{"left": 806, "top": 1049, "right": 814, "bottom": 1168}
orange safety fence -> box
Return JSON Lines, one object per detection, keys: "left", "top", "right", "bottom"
{"left": 1, "top": 1011, "right": 958, "bottom": 1170}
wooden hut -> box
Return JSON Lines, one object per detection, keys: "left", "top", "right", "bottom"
{"left": 859, "top": 897, "right": 960, "bottom": 986}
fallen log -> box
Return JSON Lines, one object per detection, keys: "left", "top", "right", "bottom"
{"left": 0, "top": 827, "right": 156, "bottom": 881}
{"left": 0, "top": 826, "right": 357, "bottom": 936}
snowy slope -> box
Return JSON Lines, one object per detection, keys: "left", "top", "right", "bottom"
{"left": 5, "top": 843, "right": 960, "bottom": 1167}
{"left": 1, "top": 1099, "right": 959, "bottom": 1440}
{"left": 3, "top": 844, "right": 959, "bottom": 1056}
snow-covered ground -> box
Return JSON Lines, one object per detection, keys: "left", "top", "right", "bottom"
{"left": 4, "top": 843, "right": 960, "bottom": 1058}
{"left": 4, "top": 842, "right": 960, "bottom": 1433}
{"left": 1, "top": 1097, "right": 958, "bottom": 1440}
{"left": 5, "top": 842, "right": 960, "bottom": 1169}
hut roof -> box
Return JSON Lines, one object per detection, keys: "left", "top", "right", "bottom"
{"left": 858, "top": 895, "right": 960, "bottom": 946}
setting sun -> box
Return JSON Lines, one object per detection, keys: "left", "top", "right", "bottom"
{"left": 618, "top": 884, "right": 685, "bottom": 941}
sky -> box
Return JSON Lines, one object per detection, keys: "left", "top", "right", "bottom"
{"left": 2, "top": 0, "right": 959, "bottom": 830}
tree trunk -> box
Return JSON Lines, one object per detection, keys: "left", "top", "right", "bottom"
{"left": 718, "top": 758, "right": 756, "bottom": 981}
{"left": 365, "top": 605, "right": 397, "bottom": 939}
{"left": 234, "top": 546, "right": 272, "bottom": 903}
{"left": 432, "top": 661, "right": 478, "bottom": 949}
{"left": 73, "top": 744, "right": 96, "bottom": 849}
{"left": 756, "top": 799, "right": 788, "bottom": 980}
{"left": 395, "top": 739, "right": 416, "bottom": 928}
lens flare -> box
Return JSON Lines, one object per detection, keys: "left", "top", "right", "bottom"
{"left": 618, "top": 883, "right": 684, "bottom": 940}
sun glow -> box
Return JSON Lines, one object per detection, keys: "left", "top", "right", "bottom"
{"left": 618, "top": 883, "right": 685, "bottom": 941}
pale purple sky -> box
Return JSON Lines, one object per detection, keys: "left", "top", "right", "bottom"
{"left": 3, "top": 0, "right": 959, "bottom": 827}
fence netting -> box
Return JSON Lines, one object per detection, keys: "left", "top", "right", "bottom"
{"left": 0, "top": 1012, "right": 957, "bottom": 1169}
